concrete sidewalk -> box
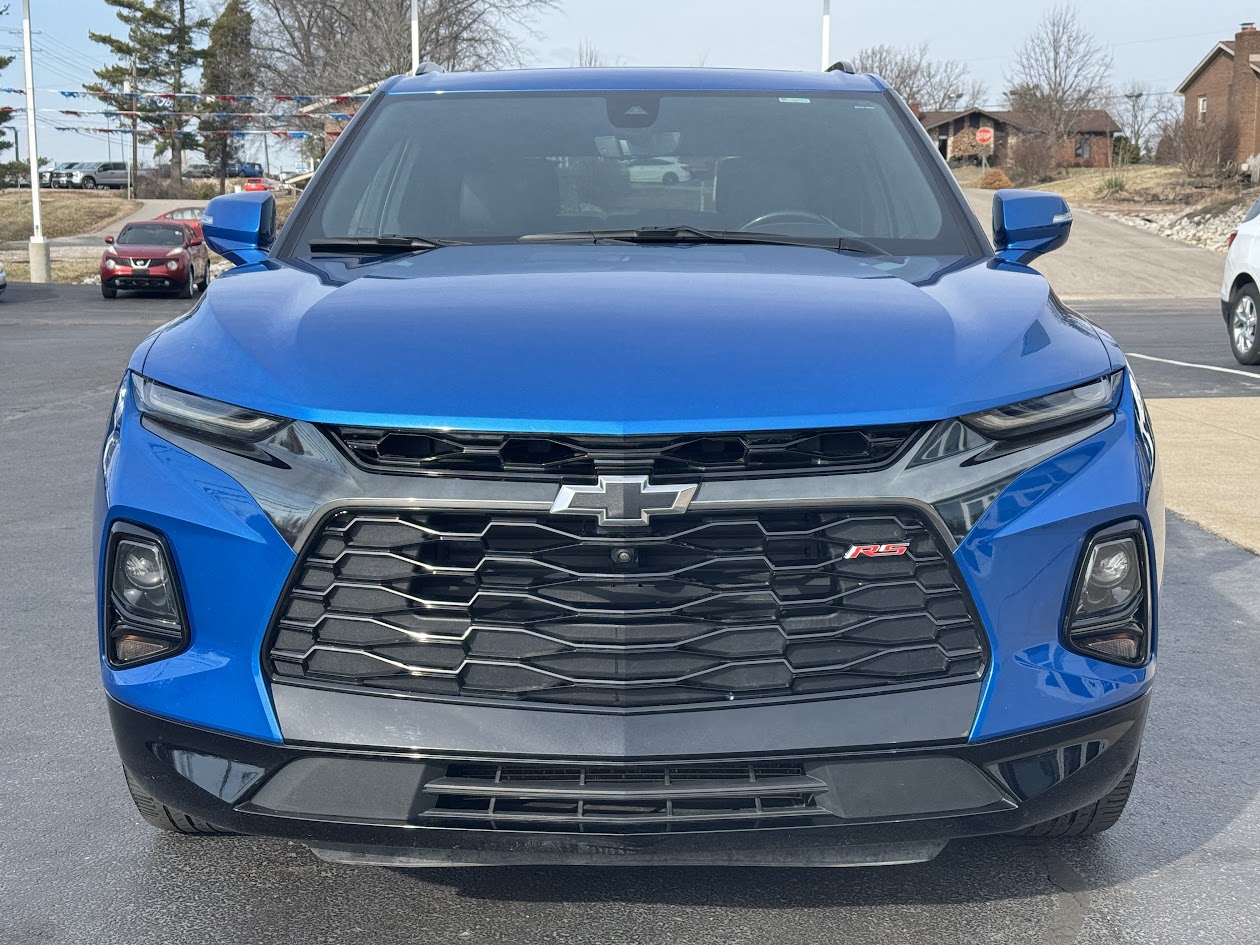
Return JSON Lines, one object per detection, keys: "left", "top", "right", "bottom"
{"left": 1148, "top": 397, "right": 1260, "bottom": 554}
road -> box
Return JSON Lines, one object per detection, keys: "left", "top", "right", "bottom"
{"left": 1, "top": 285, "right": 1259, "bottom": 945}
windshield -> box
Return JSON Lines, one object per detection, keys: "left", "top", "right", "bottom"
{"left": 118, "top": 224, "right": 184, "bottom": 247}
{"left": 288, "top": 90, "right": 973, "bottom": 255}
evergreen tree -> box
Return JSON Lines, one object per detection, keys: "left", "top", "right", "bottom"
{"left": 200, "top": 0, "right": 255, "bottom": 194}
{"left": 90, "top": 0, "right": 209, "bottom": 185}
{"left": 0, "top": 5, "right": 15, "bottom": 164}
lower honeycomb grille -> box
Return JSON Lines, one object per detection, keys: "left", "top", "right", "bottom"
{"left": 268, "top": 506, "right": 986, "bottom": 708}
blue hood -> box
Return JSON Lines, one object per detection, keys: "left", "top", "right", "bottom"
{"left": 141, "top": 244, "right": 1111, "bottom": 434}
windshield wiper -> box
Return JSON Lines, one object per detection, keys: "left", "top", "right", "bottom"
{"left": 308, "top": 235, "right": 455, "bottom": 254}
{"left": 519, "top": 225, "right": 811, "bottom": 246}
{"left": 519, "top": 226, "right": 893, "bottom": 255}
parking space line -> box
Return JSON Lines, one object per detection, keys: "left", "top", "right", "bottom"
{"left": 1128, "top": 352, "right": 1260, "bottom": 380}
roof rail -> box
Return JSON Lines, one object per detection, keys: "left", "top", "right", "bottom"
{"left": 825, "top": 60, "right": 857, "bottom": 75}
{"left": 411, "top": 61, "right": 446, "bottom": 76}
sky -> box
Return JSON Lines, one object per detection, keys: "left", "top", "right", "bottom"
{"left": 3, "top": 0, "right": 1259, "bottom": 170}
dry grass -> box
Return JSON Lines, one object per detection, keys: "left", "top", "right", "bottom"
{"left": 275, "top": 193, "right": 299, "bottom": 228}
{"left": 4, "top": 257, "right": 101, "bottom": 284}
{"left": 0, "top": 190, "right": 141, "bottom": 242}
{"left": 1026, "top": 165, "right": 1238, "bottom": 206}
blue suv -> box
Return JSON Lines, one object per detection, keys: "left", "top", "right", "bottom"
{"left": 97, "top": 66, "right": 1163, "bottom": 867}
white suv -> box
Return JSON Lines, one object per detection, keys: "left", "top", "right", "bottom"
{"left": 1223, "top": 197, "right": 1260, "bottom": 364}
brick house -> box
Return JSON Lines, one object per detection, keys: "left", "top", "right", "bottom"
{"left": 1176, "top": 22, "right": 1260, "bottom": 169}
{"left": 918, "top": 107, "right": 1120, "bottom": 169}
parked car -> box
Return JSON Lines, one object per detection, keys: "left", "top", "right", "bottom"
{"left": 226, "top": 161, "right": 265, "bottom": 178}
{"left": 69, "top": 161, "right": 129, "bottom": 190}
{"left": 1221, "top": 196, "right": 1260, "bottom": 364}
{"left": 39, "top": 163, "right": 75, "bottom": 187}
{"left": 100, "top": 220, "right": 209, "bottom": 299}
{"left": 152, "top": 206, "right": 205, "bottom": 239}
{"left": 626, "top": 156, "right": 692, "bottom": 185}
{"left": 242, "top": 177, "right": 268, "bottom": 192}
{"left": 50, "top": 162, "right": 82, "bottom": 188}
{"left": 184, "top": 163, "right": 213, "bottom": 179}
{"left": 99, "top": 67, "right": 1163, "bottom": 868}
{"left": 0, "top": 258, "right": 6, "bottom": 297}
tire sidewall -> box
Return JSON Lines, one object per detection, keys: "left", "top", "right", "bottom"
{"left": 1230, "top": 284, "right": 1260, "bottom": 364}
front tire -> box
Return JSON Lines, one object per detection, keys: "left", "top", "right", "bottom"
{"left": 1015, "top": 759, "right": 1138, "bottom": 838}
{"left": 123, "top": 769, "right": 232, "bottom": 835}
{"left": 101, "top": 284, "right": 117, "bottom": 300}
{"left": 196, "top": 265, "right": 209, "bottom": 292}
{"left": 80, "top": 177, "right": 97, "bottom": 190}
{"left": 1229, "top": 284, "right": 1260, "bottom": 364}
{"left": 177, "top": 273, "right": 193, "bottom": 299}
{"left": 662, "top": 172, "right": 680, "bottom": 185}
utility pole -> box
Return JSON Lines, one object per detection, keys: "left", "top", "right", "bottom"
{"left": 21, "top": 0, "right": 49, "bottom": 282}
{"left": 128, "top": 57, "right": 138, "bottom": 200}
{"left": 411, "top": 0, "right": 420, "bottom": 73}
{"left": 821, "top": 0, "right": 831, "bottom": 71}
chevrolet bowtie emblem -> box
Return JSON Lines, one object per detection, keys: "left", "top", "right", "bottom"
{"left": 551, "top": 475, "right": 698, "bottom": 527}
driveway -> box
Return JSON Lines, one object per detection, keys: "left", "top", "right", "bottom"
{"left": 963, "top": 188, "right": 1224, "bottom": 300}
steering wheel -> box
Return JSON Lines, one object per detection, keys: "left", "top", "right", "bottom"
{"left": 739, "top": 209, "right": 847, "bottom": 233}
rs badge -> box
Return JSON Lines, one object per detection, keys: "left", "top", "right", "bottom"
{"left": 844, "top": 542, "right": 911, "bottom": 560}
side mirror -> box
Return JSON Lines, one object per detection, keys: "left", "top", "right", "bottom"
{"left": 992, "top": 189, "right": 1072, "bottom": 265}
{"left": 202, "top": 191, "right": 276, "bottom": 266}
{"left": 189, "top": 237, "right": 204, "bottom": 246}
{"left": 104, "top": 235, "right": 114, "bottom": 244}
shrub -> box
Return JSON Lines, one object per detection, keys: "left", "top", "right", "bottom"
{"left": 1008, "top": 134, "right": 1058, "bottom": 186}
{"left": 976, "top": 168, "right": 1014, "bottom": 190}
{"left": 1098, "top": 175, "right": 1127, "bottom": 198}
{"left": 1162, "top": 117, "right": 1237, "bottom": 179}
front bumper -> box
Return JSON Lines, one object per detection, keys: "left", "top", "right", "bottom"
{"left": 111, "top": 691, "right": 1147, "bottom": 867}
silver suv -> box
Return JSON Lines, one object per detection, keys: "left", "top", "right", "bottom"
{"left": 69, "top": 161, "right": 129, "bottom": 190}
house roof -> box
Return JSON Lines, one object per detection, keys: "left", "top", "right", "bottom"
{"left": 918, "top": 107, "right": 1120, "bottom": 135}
{"left": 1176, "top": 41, "right": 1236, "bottom": 95}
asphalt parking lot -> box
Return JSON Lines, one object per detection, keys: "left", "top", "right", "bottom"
{"left": 2, "top": 285, "right": 1260, "bottom": 945}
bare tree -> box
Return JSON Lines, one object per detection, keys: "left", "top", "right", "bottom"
{"left": 575, "top": 39, "right": 604, "bottom": 68}
{"left": 1110, "top": 81, "right": 1176, "bottom": 162}
{"left": 1004, "top": 3, "right": 1112, "bottom": 143}
{"left": 1162, "top": 116, "right": 1237, "bottom": 179}
{"left": 252, "top": 0, "right": 556, "bottom": 97}
{"left": 854, "top": 43, "right": 986, "bottom": 110}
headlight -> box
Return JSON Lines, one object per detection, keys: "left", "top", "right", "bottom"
{"left": 134, "top": 375, "right": 288, "bottom": 443}
{"left": 962, "top": 372, "right": 1124, "bottom": 440}
{"left": 104, "top": 257, "right": 117, "bottom": 270}
{"left": 165, "top": 259, "right": 179, "bottom": 271}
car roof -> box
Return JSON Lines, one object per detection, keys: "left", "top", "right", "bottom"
{"left": 387, "top": 66, "right": 887, "bottom": 96}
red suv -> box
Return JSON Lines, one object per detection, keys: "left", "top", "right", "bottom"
{"left": 101, "top": 221, "right": 210, "bottom": 300}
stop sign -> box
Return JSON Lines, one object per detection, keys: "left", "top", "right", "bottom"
{"left": 976, "top": 127, "right": 995, "bottom": 146}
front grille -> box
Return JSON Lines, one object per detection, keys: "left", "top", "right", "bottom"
{"left": 129, "top": 258, "right": 152, "bottom": 268}
{"left": 268, "top": 506, "right": 985, "bottom": 708}
{"left": 328, "top": 426, "right": 924, "bottom": 482}
{"left": 422, "top": 760, "right": 825, "bottom": 832}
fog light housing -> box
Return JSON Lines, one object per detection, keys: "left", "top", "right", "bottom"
{"left": 1064, "top": 523, "right": 1151, "bottom": 666}
{"left": 106, "top": 526, "right": 188, "bottom": 668}
{"left": 165, "top": 260, "right": 179, "bottom": 271}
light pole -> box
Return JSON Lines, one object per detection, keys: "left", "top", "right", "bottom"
{"left": 21, "top": 0, "right": 49, "bottom": 283}
{"left": 821, "top": 0, "right": 832, "bottom": 71}
{"left": 411, "top": 0, "right": 420, "bottom": 74}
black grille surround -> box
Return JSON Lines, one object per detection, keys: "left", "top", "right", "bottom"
{"left": 267, "top": 504, "right": 987, "bottom": 711}
{"left": 327, "top": 425, "right": 925, "bottom": 482}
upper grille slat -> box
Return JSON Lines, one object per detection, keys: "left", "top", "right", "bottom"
{"left": 329, "top": 426, "right": 924, "bottom": 482}
{"left": 269, "top": 505, "right": 986, "bottom": 708}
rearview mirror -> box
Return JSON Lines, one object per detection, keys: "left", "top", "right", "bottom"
{"left": 202, "top": 191, "right": 276, "bottom": 266}
{"left": 992, "top": 189, "right": 1072, "bottom": 265}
